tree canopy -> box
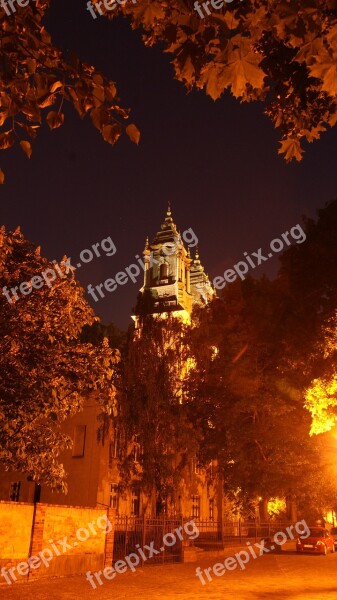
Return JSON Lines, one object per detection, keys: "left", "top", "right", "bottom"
{"left": 186, "top": 283, "right": 330, "bottom": 517}
{"left": 185, "top": 200, "right": 337, "bottom": 516}
{"left": 0, "top": 227, "right": 119, "bottom": 491}
{"left": 1, "top": 0, "right": 337, "bottom": 182}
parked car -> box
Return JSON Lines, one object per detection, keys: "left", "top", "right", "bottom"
{"left": 296, "top": 527, "right": 335, "bottom": 555}
{"left": 330, "top": 527, "right": 337, "bottom": 549}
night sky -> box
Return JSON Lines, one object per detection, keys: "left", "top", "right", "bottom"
{"left": 2, "top": 0, "right": 337, "bottom": 330}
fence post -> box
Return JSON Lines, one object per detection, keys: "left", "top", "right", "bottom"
{"left": 181, "top": 516, "right": 185, "bottom": 561}
{"left": 141, "top": 514, "right": 146, "bottom": 566}
{"left": 162, "top": 513, "right": 166, "bottom": 564}
{"left": 124, "top": 516, "right": 128, "bottom": 558}
{"left": 104, "top": 508, "right": 115, "bottom": 568}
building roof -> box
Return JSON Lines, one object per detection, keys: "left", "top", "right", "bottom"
{"left": 151, "top": 203, "right": 180, "bottom": 247}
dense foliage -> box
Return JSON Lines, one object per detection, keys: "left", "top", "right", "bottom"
{"left": 0, "top": 227, "right": 119, "bottom": 491}
{"left": 116, "top": 314, "right": 200, "bottom": 506}
{"left": 120, "top": 0, "right": 337, "bottom": 161}
{"left": 185, "top": 199, "right": 337, "bottom": 515}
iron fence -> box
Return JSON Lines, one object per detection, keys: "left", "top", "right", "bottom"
{"left": 193, "top": 519, "right": 295, "bottom": 550}
{"left": 112, "top": 517, "right": 295, "bottom": 565}
{"left": 113, "top": 516, "right": 184, "bottom": 566}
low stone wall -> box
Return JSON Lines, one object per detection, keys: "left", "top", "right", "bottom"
{"left": 0, "top": 502, "right": 115, "bottom": 584}
{"left": 0, "top": 501, "right": 35, "bottom": 581}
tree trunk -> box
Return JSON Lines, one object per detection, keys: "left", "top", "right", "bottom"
{"left": 286, "top": 496, "right": 297, "bottom": 522}
{"left": 259, "top": 498, "right": 269, "bottom": 522}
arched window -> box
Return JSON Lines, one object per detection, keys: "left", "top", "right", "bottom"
{"left": 160, "top": 263, "right": 168, "bottom": 280}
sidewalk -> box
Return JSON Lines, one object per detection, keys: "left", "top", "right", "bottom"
{"left": 195, "top": 538, "right": 296, "bottom": 559}
{"left": 0, "top": 542, "right": 316, "bottom": 600}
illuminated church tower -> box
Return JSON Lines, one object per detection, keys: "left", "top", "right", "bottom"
{"left": 133, "top": 205, "right": 214, "bottom": 325}
{"left": 130, "top": 206, "right": 222, "bottom": 521}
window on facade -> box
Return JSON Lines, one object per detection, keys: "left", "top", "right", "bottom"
{"left": 131, "top": 485, "right": 141, "bottom": 516}
{"left": 191, "top": 495, "right": 200, "bottom": 519}
{"left": 109, "top": 483, "right": 120, "bottom": 512}
{"left": 9, "top": 481, "right": 21, "bottom": 502}
{"left": 209, "top": 498, "right": 214, "bottom": 520}
{"left": 160, "top": 263, "right": 168, "bottom": 280}
{"left": 191, "top": 456, "right": 200, "bottom": 475}
{"left": 72, "top": 425, "right": 86, "bottom": 457}
{"left": 132, "top": 435, "right": 141, "bottom": 463}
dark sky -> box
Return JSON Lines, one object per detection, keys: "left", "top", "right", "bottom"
{"left": 2, "top": 0, "right": 337, "bottom": 330}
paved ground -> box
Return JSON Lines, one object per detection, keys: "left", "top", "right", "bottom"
{"left": 1, "top": 550, "right": 337, "bottom": 600}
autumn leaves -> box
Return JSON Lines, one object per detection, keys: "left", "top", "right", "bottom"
{"left": 0, "top": 2, "right": 140, "bottom": 184}
{"left": 86, "top": 0, "right": 138, "bottom": 20}
{"left": 193, "top": 0, "right": 240, "bottom": 21}
{"left": 1, "top": 235, "right": 117, "bottom": 304}
{"left": 2, "top": 0, "right": 337, "bottom": 170}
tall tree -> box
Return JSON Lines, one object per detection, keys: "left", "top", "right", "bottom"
{"left": 116, "top": 313, "right": 200, "bottom": 510}
{"left": 275, "top": 200, "right": 337, "bottom": 441}
{"left": 187, "top": 278, "right": 336, "bottom": 517}
{"left": 0, "top": 226, "right": 119, "bottom": 491}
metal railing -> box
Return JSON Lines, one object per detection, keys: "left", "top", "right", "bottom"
{"left": 112, "top": 517, "right": 294, "bottom": 564}
{"left": 193, "top": 519, "right": 294, "bottom": 549}
{"left": 113, "top": 515, "right": 184, "bottom": 565}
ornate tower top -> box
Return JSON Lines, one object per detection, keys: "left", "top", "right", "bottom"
{"left": 132, "top": 206, "right": 214, "bottom": 323}
{"left": 143, "top": 236, "right": 150, "bottom": 257}
{"left": 152, "top": 205, "right": 180, "bottom": 247}
{"left": 190, "top": 248, "right": 214, "bottom": 305}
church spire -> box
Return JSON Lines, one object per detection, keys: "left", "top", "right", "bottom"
{"left": 190, "top": 247, "right": 215, "bottom": 305}
{"left": 164, "top": 201, "right": 173, "bottom": 225}
{"left": 143, "top": 236, "right": 150, "bottom": 256}
{"left": 151, "top": 203, "right": 178, "bottom": 245}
